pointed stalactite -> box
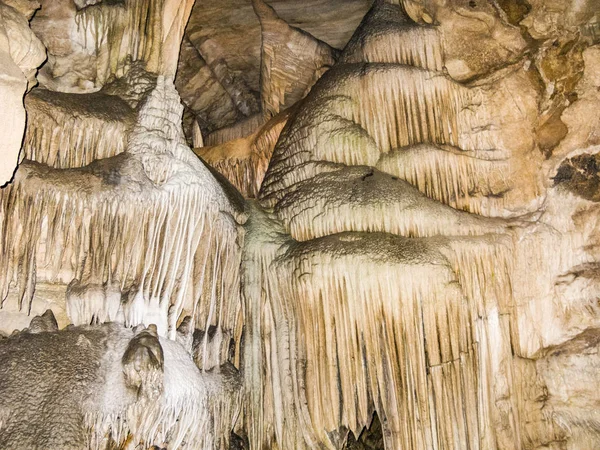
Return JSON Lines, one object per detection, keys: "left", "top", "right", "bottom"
{"left": 192, "top": 119, "right": 204, "bottom": 148}
{"left": 0, "top": 79, "right": 246, "bottom": 349}
{"left": 23, "top": 89, "right": 134, "bottom": 169}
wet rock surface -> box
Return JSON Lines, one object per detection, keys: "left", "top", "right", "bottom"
{"left": 0, "top": 0, "right": 599, "bottom": 448}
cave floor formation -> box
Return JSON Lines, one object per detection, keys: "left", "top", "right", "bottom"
{"left": 0, "top": 0, "right": 600, "bottom": 448}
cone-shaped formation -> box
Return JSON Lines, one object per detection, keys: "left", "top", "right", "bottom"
{"left": 0, "top": 78, "right": 246, "bottom": 345}
{"left": 259, "top": 0, "right": 542, "bottom": 219}
{"left": 259, "top": 63, "right": 479, "bottom": 211}
{"left": 245, "top": 1, "right": 553, "bottom": 448}
{"left": 340, "top": 0, "right": 443, "bottom": 71}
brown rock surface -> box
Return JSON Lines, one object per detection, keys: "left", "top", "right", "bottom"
{"left": 0, "top": 0, "right": 599, "bottom": 449}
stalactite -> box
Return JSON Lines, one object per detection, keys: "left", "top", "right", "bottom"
{"left": 75, "top": 0, "right": 163, "bottom": 85}
{"left": 243, "top": 227, "right": 521, "bottom": 449}
{"left": 247, "top": 0, "right": 556, "bottom": 447}
{"left": 23, "top": 89, "right": 134, "bottom": 169}
{"left": 342, "top": 26, "right": 443, "bottom": 70}
{"left": 272, "top": 166, "right": 512, "bottom": 241}
{"left": 340, "top": 0, "right": 443, "bottom": 71}
{"left": 376, "top": 143, "right": 511, "bottom": 215}
{"left": 337, "top": 65, "right": 469, "bottom": 152}
{"left": 259, "top": 64, "right": 479, "bottom": 207}
{"left": 66, "top": 279, "right": 121, "bottom": 326}
{"left": 0, "top": 78, "right": 246, "bottom": 345}
{"left": 191, "top": 326, "right": 236, "bottom": 371}
{"left": 192, "top": 119, "right": 204, "bottom": 148}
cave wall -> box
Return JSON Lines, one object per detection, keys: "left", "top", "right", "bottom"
{"left": 0, "top": 0, "right": 599, "bottom": 449}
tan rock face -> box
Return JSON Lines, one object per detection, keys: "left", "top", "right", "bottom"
{"left": 0, "top": 0, "right": 600, "bottom": 449}
{"left": 177, "top": 0, "right": 369, "bottom": 137}
{"left": 0, "top": 0, "right": 45, "bottom": 187}
{"left": 31, "top": 0, "right": 194, "bottom": 91}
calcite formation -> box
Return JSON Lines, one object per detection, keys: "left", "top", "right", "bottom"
{"left": 0, "top": 0, "right": 599, "bottom": 449}
{"left": 0, "top": 317, "right": 241, "bottom": 449}
{"left": 0, "top": 0, "right": 45, "bottom": 186}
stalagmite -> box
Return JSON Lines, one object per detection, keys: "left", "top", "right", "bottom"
{"left": 245, "top": 1, "right": 600, "bottom": 449}
{"left": 0, "top": 320, "right": 242, "bottom": 449}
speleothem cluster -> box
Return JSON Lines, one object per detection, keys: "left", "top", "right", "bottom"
{"left": 0, "top": 0, "right": 599, "bottom": 449}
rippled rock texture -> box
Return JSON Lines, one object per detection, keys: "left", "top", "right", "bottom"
{"left": 0, "top": 0, "right": 599, "bottom": 448}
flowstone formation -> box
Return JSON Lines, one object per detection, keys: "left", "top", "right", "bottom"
{"left": 0, "top": 0, "right": 46, "bottom": 186}
{"left": 0, "top": 0, "right": 599, "bottom": 449}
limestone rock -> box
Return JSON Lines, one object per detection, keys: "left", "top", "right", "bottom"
{"left": 0, "top": 323, "right": 241, "bottom": 449}
{"left": 252, "top": 0, "right": 338, "bottom": 118}
{"left": 176, "top": 0, "right": 369, "bottom": 138}
{"left": 0, "top": 0, "right": 45, "bottom": 186}
{"left": 0, "top": 0, "right": 599, "bottom": 449}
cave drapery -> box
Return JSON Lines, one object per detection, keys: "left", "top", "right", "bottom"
{"left": 0, "top": 0, "right": 600, "bottom": 448}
